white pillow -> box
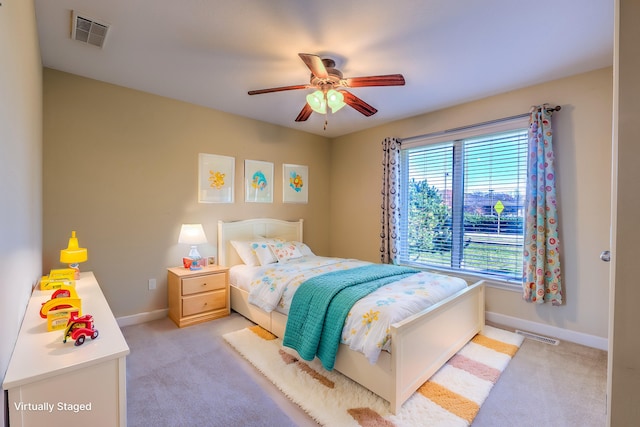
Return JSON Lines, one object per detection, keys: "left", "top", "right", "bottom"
{"left": 293, "top": 241, "right": 315, "bottom": 256}
{"left": 251, "top": 241, "right": 278, "bottom": 266}
{"left": 230, "top": 240, "right": 260, "bottom": 266}
{"left": 268, "top": 240, "right": 303, "bottom": 262}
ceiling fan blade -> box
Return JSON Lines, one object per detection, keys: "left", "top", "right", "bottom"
{"left": 344, "top": 74, "right": 406, "bottom": 87}
{"left": 295, "top": 103, "right": 313, "bottom": 122}
{"left": 248, "top": 84, "right": 308, "bottom": 95}
{"left": 342, "top": 91, "right": 378, "bottom": 117}
{"left": 298, "top": 53, "right": 329, "bottom": 79}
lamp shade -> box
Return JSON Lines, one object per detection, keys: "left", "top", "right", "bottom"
{"left": 178, "top": 224, "right": 207, "bottom": 245}
{"left": 60, "top": 231, "right": 88, "bottom": 264}
{"left": 326, "top": 89, "right": 346, "bottom": 113}
{"left": 306, "top": 90, "right": 327, "bottom": 114}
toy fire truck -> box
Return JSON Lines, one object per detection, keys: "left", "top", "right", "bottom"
{"left": 62, "top": 314, "right": 99, "bottom": 346}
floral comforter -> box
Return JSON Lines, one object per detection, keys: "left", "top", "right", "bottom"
{"left": 246, "top": 256, "right": 467, "bottom": 364}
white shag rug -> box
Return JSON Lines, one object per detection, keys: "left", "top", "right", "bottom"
{"left": 223, "top": 325, "right": 523, "bottom": 427}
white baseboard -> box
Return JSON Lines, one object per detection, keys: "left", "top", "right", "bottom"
{"left": 117, "top": 308, "right": 168, "bottom": 327}
{"left": 486, "top": 311, "right": 608, "bottom": 351}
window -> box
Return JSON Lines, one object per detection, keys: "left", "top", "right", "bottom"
{"left": 399, "top": 120, "right": 528, "bottom": 282}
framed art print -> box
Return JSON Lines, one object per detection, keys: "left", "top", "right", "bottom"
{"left": 283, "top": 163, "right": 308, "bottom": 204}
{"left": 198, "top": 153, "right": 235, "bottom": 203}
{"left": 245, "top": 160, "right": 273, "bottom": 203}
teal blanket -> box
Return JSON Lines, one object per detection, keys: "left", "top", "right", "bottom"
{"left": 282, "top": 264, "right": 417, "bottom": 370}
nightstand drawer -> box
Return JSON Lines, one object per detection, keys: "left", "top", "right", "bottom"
{"left": 182, "top": 273, "right": 226, "bottom": 296}
{"left": 182, "top": 290, "right": 226, "bottom": 316}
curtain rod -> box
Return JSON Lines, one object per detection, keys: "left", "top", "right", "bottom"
{"left": 401, "top": 105, "right": 561, "bottom": 144}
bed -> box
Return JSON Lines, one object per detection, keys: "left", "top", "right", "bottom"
{"left": 217, "top": 218, "right": 485, "bottom": 414}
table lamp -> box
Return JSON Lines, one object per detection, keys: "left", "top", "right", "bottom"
{"left": 60, "top": 231, "right": 88, "bottom": 279}
{"left": 178, "top": 224, "right": 207, "bottom": 269}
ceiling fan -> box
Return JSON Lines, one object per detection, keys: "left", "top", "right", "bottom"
{"left": 248, "top": 53, "right": 405, "bottom": 126}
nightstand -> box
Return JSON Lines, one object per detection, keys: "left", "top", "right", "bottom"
{"left": 167, "top": 265, "right": 230, "bottom": 327}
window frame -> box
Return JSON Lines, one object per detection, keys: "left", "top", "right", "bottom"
{"left": 399, "top": 117, "right": 529, "bottom": 287}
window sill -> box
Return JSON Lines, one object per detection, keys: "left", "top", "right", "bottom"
{"left": 482, "top": 279, "right": 522, "bottom": 292}
{"left": 399, "top": 263, "right": 522, "bottom": 292}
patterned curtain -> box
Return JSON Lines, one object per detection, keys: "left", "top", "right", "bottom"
{"left": 380, "top": 137, "right": 402, "bottom": 264}
{"left": 523, "top": 105, "right": 563, "bottom": 305}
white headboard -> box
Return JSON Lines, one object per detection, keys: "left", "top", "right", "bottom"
{"left": 217, "top": 218, "right": 304, "bottom": 267}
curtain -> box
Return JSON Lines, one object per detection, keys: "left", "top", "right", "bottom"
{"left": 523, "top": 105, "right": 563, "bottom": 305}
{"left": 380, "top": 137, "right": 402, "bottom": 264}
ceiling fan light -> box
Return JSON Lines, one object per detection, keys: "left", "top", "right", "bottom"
{"left": 327, "top": 89, "right": 346, "bottom": 113}
{"left": 306, "top": 90, "right": 327, "bottom": 114}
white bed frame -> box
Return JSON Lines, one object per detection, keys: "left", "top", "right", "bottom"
{"left": 217, "top": 218, "right": 485, "bottom": 414}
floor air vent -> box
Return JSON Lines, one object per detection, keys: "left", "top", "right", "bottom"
{"left": 71, "top": 11, "right": 109, "bottom": 48}
{"left": 515, "top": 330, "right": 560, "bottom": 345}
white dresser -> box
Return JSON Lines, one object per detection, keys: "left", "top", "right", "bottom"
{"left": 3, "top": 272, "right": 129, "bottom": 426}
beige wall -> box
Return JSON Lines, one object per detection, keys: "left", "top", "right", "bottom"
{"left": 608, "top": 0, "right": 640, "bottom": 423}
{"left": 331, "top": 68, "right": 613, "bottom": 341}
{"left": 0, "top": 1, "right": 43, "bottom": 425}
{"left": 42, "top": 69, "right": 331, "bottom": 317}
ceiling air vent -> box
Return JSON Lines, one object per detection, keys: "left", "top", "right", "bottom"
{"left": 71, "top": 11, "right": 109, "bottom": 48}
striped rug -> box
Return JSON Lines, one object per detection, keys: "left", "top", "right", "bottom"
{"left": 223, "top": 325, "right": 523, "bottom": 426}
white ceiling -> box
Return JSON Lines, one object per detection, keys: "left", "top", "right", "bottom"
{"left": 34, "top": 0, "right": 614, "bottom": 138}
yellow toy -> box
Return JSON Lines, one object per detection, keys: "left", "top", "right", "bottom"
{"left": 39, "top": 286, "right": 82, "bottom": 331}
{"left": 47, "top": 306, "right": 81, "bottom": 331}
{"left": 40, "top": 268, "right": 76, "bottom": 290}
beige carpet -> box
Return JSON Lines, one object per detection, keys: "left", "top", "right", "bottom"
{"left": 224, "top": 324, "right": 524, "bottom": 426}
{"left": 122, "top": 315, "right": 302, "bottom": 427}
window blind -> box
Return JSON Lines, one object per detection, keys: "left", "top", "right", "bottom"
{"left": 460, "top": 130, "right": 527, "bottom": 279}
{"left": 400, "top": 126, "right": 528, "bottom": 281}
